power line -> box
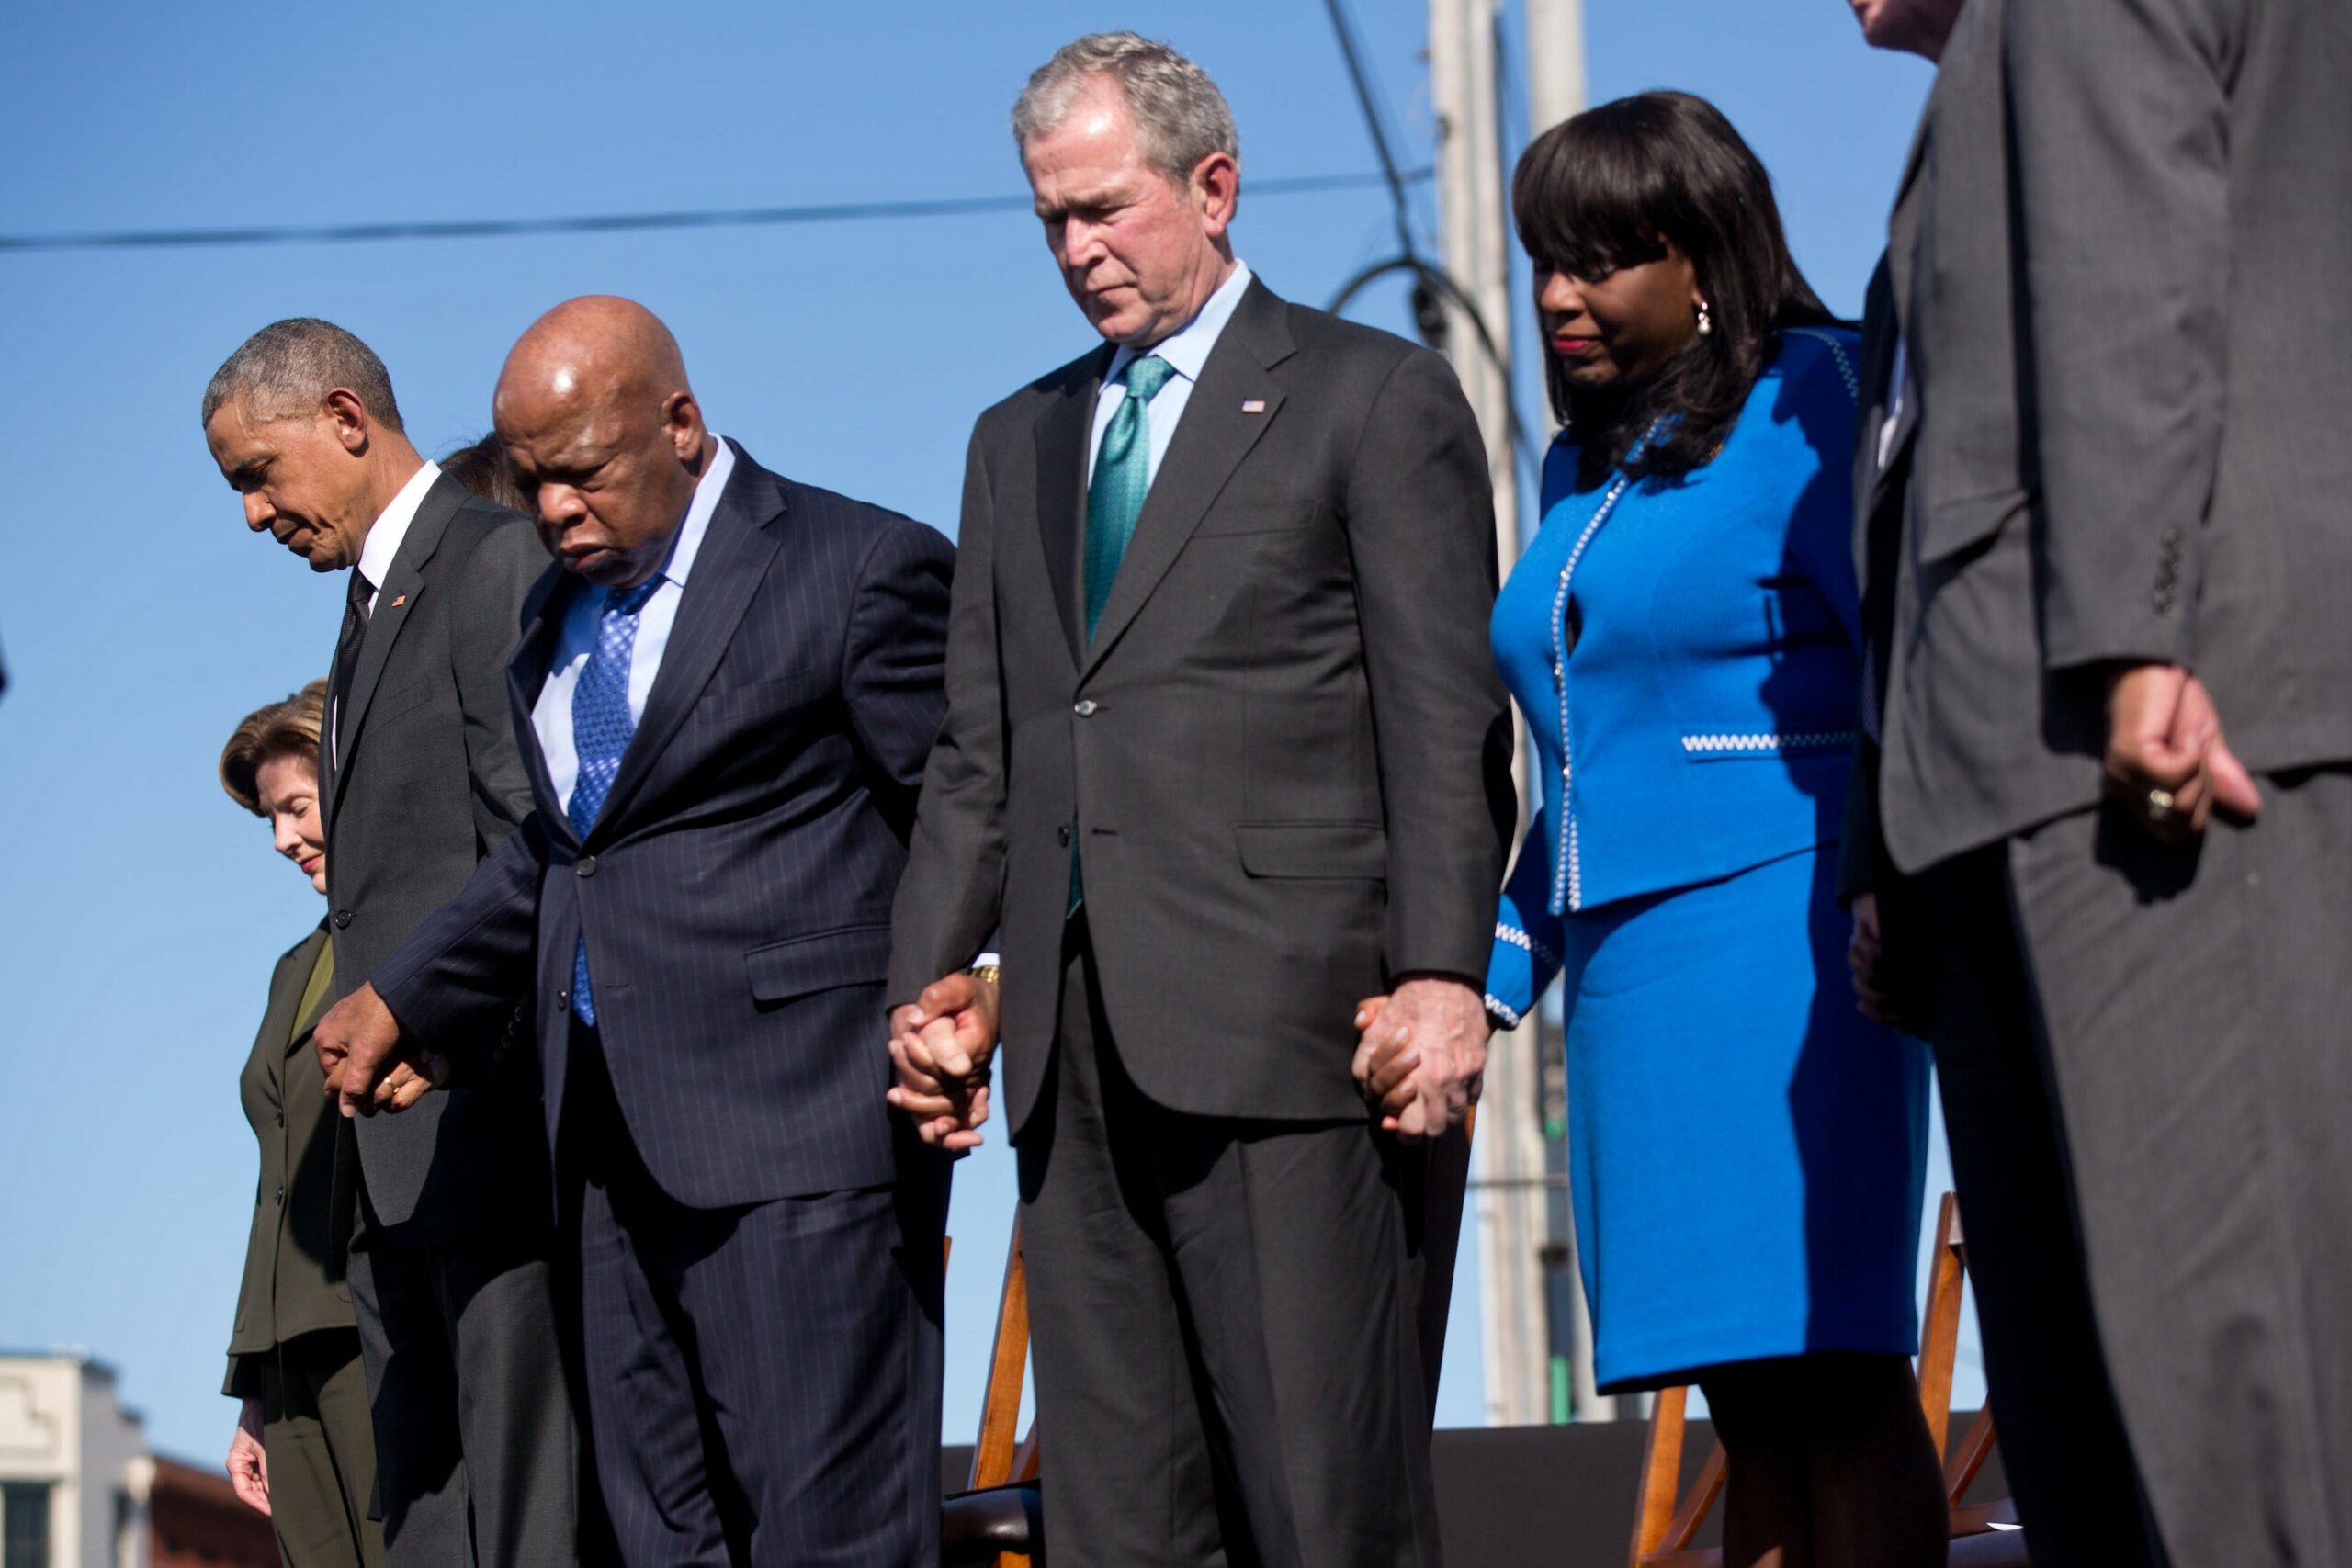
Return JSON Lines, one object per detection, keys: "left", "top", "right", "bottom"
{"left": 1321, "top": 0, "right": 1424, "bottom": 265}
{"left": 0, "top": 170, "right": 1429, "bottom": 254}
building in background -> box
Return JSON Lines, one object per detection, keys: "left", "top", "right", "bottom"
{"left": 0, "top": 1352, "right": 148, "bottom": 1568}
{"left": 0, "top": 1352, "right": 271, "bottom": 1568}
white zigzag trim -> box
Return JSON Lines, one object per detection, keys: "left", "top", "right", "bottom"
{"left": 1680, "top": 729, "right": 1858, "bottom": 756}
{"left": 1484, "top": 994, "right": 1524, "bottom": 1030}
{"left": 1495, "top": 921, "right": 1559, "bottom": 970}
{"left": 1786, "top": 327, "right": 1860, "bottom": 405}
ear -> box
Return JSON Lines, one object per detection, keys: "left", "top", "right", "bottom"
{"left": 662, "top": 390, "right": 706, "bottom": 460}
{"left": 1193, "top": 152, "right": 1239, "bottom": 240}
{"left": 322, "top": 388, "right": 372, "bottom": 455}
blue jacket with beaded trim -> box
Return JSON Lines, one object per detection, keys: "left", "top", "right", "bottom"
{"left": 1487, "top": 328, "right": 1865, "bottom": 1027}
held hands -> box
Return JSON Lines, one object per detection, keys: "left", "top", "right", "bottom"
{"left": 1847, "top": 891, "right": 1922, "bottom": 1033}
{"left": 2105, "top": 662, "right": 2262, "bottom": 844}
{"left": 313, "top": 983, "right": 442, "bottom": 1118}
{"left": 227, "top": 1396, "right": 270, "bottom": 1516}
{"left": 887, "top": 972, "right": 1001, "bottom": 1151}
{"left": 1350, "top": 976, "right": 1490, "bottom": 1142}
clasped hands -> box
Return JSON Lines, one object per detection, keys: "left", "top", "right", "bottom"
{"left": 312, "top": 983, "right": 447, "bottom": 1118}
{"left": 885, "top": 970, "right": 1487, "bottom": 1145}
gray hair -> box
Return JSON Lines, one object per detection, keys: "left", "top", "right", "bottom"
{"left": 1012, "top": 32, "right": 1240, "bottom": 188}
{"left": 200, "top": 317, "right": 405, "bottom": 434}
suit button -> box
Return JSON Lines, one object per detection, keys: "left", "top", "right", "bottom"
{"left": 333, "top": 909, "right": 354, "bottom": 930}
{"left": 1073, "top": 700, "right": 1098, "bottom": 717}
{"left": 274, "top": 1185, "right": 285, "bottom": 1207}
{"left": 1057, "top": 825, "right": 1073, "bottom": 847}
{"left": 275, "top": 1113, "right": 285, "bottom": 1129}
{"left": 558, "top": 989, "right": 571, "bottom": 1010}
{"left": 576, "top": 854, "right": 598, "bottom": 877}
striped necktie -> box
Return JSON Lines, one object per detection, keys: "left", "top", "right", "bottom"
{"left": 568, "top": 577, "right": 660, "bottom": 1024}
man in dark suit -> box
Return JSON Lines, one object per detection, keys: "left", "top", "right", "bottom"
{"left": 1845, "top": 1, "right": 2352, "bottom": 1562}
{"left": 885, "top": 34, "right": 1512, "bottom": 1567}
{"left": 317, "top": 295, "right": 955, "bottom": 1566}
{"left": 202, "top": 320, "right": 578, "bottom": 1567}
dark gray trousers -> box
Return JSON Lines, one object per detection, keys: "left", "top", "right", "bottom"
{"left": 2001, "top": 770, "right": 2352, "bottom": 1567}
{"left": 347, "top": 1210, "right": 580, "bottom": 1568}
{"left": 1017, "top": 918, "right": 1441, "bottom": 1568}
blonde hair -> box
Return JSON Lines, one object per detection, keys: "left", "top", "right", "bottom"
{"left": 219, "top": 679, "right": 328, "bottom": 816}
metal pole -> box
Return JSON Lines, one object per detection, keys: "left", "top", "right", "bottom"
{"left": 1430, "top": 0, "right": 1546, "bottom": 1430}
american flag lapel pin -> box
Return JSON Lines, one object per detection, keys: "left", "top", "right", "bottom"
{"left": 390, "top": 593, "right": 408, "bottom": 608}
{"left": 1241, "top": 399, "right": 1266, "bottom": 414}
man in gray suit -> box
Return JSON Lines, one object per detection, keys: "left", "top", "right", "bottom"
{"left": 204, "top": 320, "right": 578, "bottom": 1566}
{"left": 1846, "top": 2, "right": 2352, "bottom": 1562}
{"left": 886, "top": 32, "right": 1512, "bottom": 1568}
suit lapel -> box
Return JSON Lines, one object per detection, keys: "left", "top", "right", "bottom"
{"left": 1035, "top": 348, "right": 1112, "bottom": 666}
{"left": 590, "top": 446, "right": 784, "bottom": 838}
{"left": 325, "top": 474, "right": 463, "bottom": 827}
{"left": 1082, "top": 279, "right": 1293, "bottom": 679}
{"left": 507, "top": 566, "right": 579, "bottom": 839}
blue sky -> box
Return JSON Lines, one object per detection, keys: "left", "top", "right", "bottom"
{"left": 0, "top": 2, "right": 1940, "bottom": 1462}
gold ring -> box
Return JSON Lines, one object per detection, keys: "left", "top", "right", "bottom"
{"left": 2146, "top": 787, "right": 2177, "bottom": 822}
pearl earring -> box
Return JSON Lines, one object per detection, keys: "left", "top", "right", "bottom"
{"left": 1696, "top": 300, "right": 1713, "bottom": 338}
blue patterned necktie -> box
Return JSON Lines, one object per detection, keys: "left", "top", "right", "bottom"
{"left": 568, "top": 577, "right": 660, "bottom": 1023}
{"left": 1084, "top": 354, "right": 1175, "bottom": 640}
{"left": 1070, "top": 355, "right": 1174, "bottom": 915}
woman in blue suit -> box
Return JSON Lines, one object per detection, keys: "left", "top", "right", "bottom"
{"left": 1365, "top": 94, "right": 1943, "bottom": 1567}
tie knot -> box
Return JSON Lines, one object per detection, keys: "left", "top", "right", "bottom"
{"left": 1125, "top": 354, "right": 1174, "bottom": 405}
{"left": 605, "top": 578, "right": 661, "bottom": 619}
{"left": 348, "top": 570, "right": 375, "bottom": 611}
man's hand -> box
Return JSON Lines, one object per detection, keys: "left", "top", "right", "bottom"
{"left": 313, "top": 983, "right": 410, "bottom": 1119}
{"left": 227, "top": 1397, "right": 270, "bottom": 1516}
{"left": 2106, "top": 662, "right": 2262, "bottom": 844}
{"left": 886, "top": 971, "right": 1001, "bottom": 1151}
{"left": 371, "top": 1048, "right": 454, "bottom": 1114}
{"left": 1848, "top": 892, "right": 1923, "bottom": 1033}
{"left": 1350, "top": 976, "right": 1489, "bottom": 1142}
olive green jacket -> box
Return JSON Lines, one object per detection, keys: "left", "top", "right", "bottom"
{"left": 224, "top": 924, "right": 357, "bottom": 1397}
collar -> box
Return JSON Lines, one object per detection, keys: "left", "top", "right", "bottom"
{"left": 1105, "top": 261, "right": 1253, "bottom": 388}
{"left": 653, "top": 434, "right": 735, "bottom": 592}
{"left": 356, "top": 460, "right": 442, "bottom": 589}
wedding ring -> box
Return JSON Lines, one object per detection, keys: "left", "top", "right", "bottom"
{"left": 2145, "top": 787, "right": 2177, "bottom": 823}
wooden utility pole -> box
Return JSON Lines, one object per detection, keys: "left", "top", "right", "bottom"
{"left": 1429, "top": 0, "right": 1547, "bottom": 1430}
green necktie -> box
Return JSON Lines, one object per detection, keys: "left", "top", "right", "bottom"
{"left": 1071, "top": 354, "right": 1174, "bottom": 914}
{"left": 1083, "top": 354, "right": 1175, "bottom": 641}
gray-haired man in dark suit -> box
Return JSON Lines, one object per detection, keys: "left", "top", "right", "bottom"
{"left": 885, "top": 32, "right": 1513, "bottom": 1568}
{"left": 205, "top": 321, "right": 578, "bottom": 1566}
{"left": 1845, "top": 1, "right": 2352, "bottom": 1562}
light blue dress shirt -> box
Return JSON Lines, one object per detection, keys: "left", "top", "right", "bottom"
{"left": 1086, "top": 262, "right": 1253, "bottom": 486}
{"left": 532, "top": 435, "right": 737, "bottom": 814}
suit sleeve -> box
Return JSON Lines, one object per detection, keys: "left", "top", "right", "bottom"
{"left": 2004, "top": 0, "right": 2236, "bottom": 671}
{"left": 1346, "top": 348, "right": 1518, "bottom": 983}
{"left": 886, "top": 424, "right": 1009, "bottom": 1006}
{"left": 447, "top": 517, "right": 548, "bottom": 849}
{"left": 370, "top": 810, "right": 549, "bottom": 1056}
{"left": 842, "top": 516, "right": 955, "bottom": 831}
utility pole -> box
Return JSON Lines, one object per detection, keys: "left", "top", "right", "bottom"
{"left": 1517, "top": 0, "right": 1612, "bottom": 1427}
{"left": 1428, "top": 0, "right": 1547, "bottom": 1430}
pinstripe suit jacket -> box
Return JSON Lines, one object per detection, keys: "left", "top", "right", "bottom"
{"left": 372, "top": 443, "right": 955, "bottom": 1206}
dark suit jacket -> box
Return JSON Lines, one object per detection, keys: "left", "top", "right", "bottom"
{"left": 372, "top": 444, "right": 955, "bottom": 1208}
{"left": 319, "top": 471, "right": 549, "bottom": 1242}
{"left": 1856, "top": 0, "right": 2352, "bottom": 882}
{"left": 225, "top": 922, "right": 354, "bottom": 1398}
{"left": 887, "top": 277, "right": 1515, "bottom": 1136}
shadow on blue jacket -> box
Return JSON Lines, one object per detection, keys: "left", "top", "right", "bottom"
{"left": 1487, "top": 328, "right": 1864, "bottom": 1025}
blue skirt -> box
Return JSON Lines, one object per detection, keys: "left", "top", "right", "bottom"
{"left": 1561, "top": 846, "right": 1929, "bottom": 1392}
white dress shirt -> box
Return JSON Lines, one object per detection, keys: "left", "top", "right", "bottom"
{"left": 333, "top": 459, "right": 442, "bottom": 759}
{"left": 531, "top": 436, "right": 737, "bottom": 815}
{"left": 1086, "top": 262, "right": 1253, "bottom": 487}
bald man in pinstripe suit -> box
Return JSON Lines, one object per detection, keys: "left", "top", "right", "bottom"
{"left": 317, "top": 296, "right": 955, "bottom": 1566}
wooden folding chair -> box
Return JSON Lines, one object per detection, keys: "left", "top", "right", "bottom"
{"left": 941, "top": 1217, "right": 1043, "bottom": 1567}
{"left": 1626, "top": 1192, "right": 2028, "bottom": 1566}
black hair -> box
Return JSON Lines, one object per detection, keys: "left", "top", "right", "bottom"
{"left": 1512, "top": 91, "right": 1836, "bottom": 484}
